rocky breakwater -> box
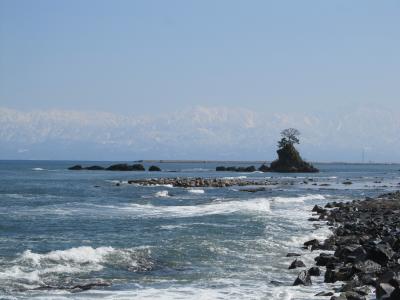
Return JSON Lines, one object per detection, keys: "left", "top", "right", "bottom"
{"left": 127, "top": 177, "right": 271, "bottom": 188}
{"left": 292, "top": 191, "right": 400, "bottom": 299}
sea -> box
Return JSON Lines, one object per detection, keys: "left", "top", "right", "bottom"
{"left": 1, "top": 160, "right": 399, "bottom": 300}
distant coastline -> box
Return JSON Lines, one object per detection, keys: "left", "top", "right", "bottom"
{"left": 0, "top": 159, "right": 400, "bottom": 165}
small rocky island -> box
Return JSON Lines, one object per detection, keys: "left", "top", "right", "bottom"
{"left": 68, "top": 163, "right": 161, "bottom": 172}
{"left": 216, "top": 128, "right": 319, "bottom": 173}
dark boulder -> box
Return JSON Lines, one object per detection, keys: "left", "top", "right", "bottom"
{"left": 308, "top": 267, "right": 321, "bottom": 276}
{"left": 106, "top": 164, "right": 132, "bottom": 171}
{"left": 85, "top": 165, "right": 105, "bottom": 170}
{"left": 286, "top": 253, "right": 301, "bottom": 257}
{"left": 269, "top": 144, "right": 319, "bottom": 173}
{"left": 148, "top": 166, "right": 161, "bottom": 172}
{"left": 258, "top": 164, "right": 270, "bottom": 172}
{"left": 304, "top": 239, "right": 321, "bottom": 250}
{"left": 68, "top": 165, "right": 83, "bottom": 170}
{"left": 315, "top": 291, "right": 333, "bottom": 296}
{"left": 312, "top": 205, "right": 326, "bottom": 214}
{"left": 342, "top": 291, "right": 366, "bottom": 300}
{"left": 335, "top": 245, "right": 367, "bottom": 263}
{"left": 315, "top": 253, "right": 339, "bottom": 266}
{"left": 293, "top": 270, "right": 312, "bottom": 286}
{"left": 289, "top": 259, "right": 306, "bottom": 269}
{"left": 353, "top": 259, "right": 381, "bottom": 274}
{"left": 368, "top": 243, "right": 394, "bottom": 266}
{"left": 325, "top": 266, "right": 354, "bottom": 283}
{"left": 376, "top": 283, "right": 395, "bottom": 299}
{"left": 106, "top": 164, "right": 145, "bottom": 171}
{"left": 131, "top": 164, "right": 145, "bottom": 171}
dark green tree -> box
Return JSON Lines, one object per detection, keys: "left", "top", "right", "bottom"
{"left": 278, "top": 128, "right": 300, "bottom": 148}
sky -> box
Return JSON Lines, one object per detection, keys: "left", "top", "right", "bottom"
{"left": 0, "top": 1, "right": 400, "bottom": 161}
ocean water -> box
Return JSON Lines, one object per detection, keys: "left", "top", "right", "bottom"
{"left": 0, "top": 160, "right": 400, "bottom": 300}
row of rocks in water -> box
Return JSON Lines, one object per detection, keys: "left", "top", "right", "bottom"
{"left": 127, "top": 177, "right": 270, "bottom": 188}
{"left": 68, "top": 164, "right": 161, "bottom": 172}
{"left": 290, "top": 191, "right": 400, "bottom": 299}
{"left": 216, "top": 164, "right": 270, "bottom": 172}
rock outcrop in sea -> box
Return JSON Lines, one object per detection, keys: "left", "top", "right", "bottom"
{"left": 68, "top": 163, "right": 149, "bottom": 171}
{"left": 270, "top": 144, "right": 318, "bottom": 173}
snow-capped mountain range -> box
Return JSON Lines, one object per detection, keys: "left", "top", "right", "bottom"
{"left": 1, "top": 106, "right": 399, "bottom": 162}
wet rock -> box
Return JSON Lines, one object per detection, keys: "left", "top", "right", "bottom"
{"left": 334, "top": 244, "right": 367, "bottom": 263}
{"left": 215, "top": 166, "right": 257, "bottom": 172}
{"left": 368, "top": 243, "right": 394, "bottom": 266}
{"left": 376, "top": 283, "right": 395, "bottom": 299}
{"left": 342, "top": 181, "right": 353, "bottom": 185}
{"left": 70, "top": 282, "right": 111, "bottom": 293}
{"left": 258, "top": 164, "right": 270, "bottom": 172}
{"left": 315, "top": 253, "right": 339, "bottom": 266}
{"left": 304, "top": 239, "right": 321, "bottom": 250}
{"left": 293, "top": 270, "right": 312, "bottom": 286}
{"left": 85, "top": 165, "right": 105, "bottom": 170}
{"left": 325, "top": 266, "right": 354, "bottom": 283}
{"left": 148, "top": 165, "right": 161, "bottom": 171}
{"left": 342, "top": 291, "right": 366, "bottom": 300}
{"left": 106, "top": 163, "right": 145, "bottom": 171}
{"left": 315, "top": 291, "right": 334, "bottom": 296}
{"left": 312, "top": 205, "right": 326, "bottom": 214}
{"left": 289, "top": 259, "right": 306, "bottom": 269}
{"left": 308, "top": 266, "right": 321, "bottom": 276}
{"left": 353, "top": 259, "right": 381, "bottom": 274}
{"left": 68, "top": 165, "right": 83, "bottom": 170}
{"left": 286, "top": 252, "right": 301, "bottom": 257}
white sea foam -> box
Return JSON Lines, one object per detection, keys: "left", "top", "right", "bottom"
{"left": 222, "top": 176, "right": 247, "bottom": 180}
{"left": 123, "top": 198, "right": 271, "bottom": 218}
{"left": 188, "top": 189, "right": 205, "bottom": 194}
{"left": 155, "top": 190, "right": 169, "bottom": 197}
{"left": 32, "top": 167, "right": 45, "bottom": 171}
{"left": 272, "top": 194, "right": 325, "bottom": 204}
{"left": 0, "top": 246, "right": 151, "bottom": 287}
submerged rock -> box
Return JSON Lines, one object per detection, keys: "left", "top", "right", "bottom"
{"left": 269, "top": 144, "right": 318, "bottom": 173}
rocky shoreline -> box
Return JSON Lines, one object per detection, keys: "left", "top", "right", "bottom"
{"left": 291, "top": 191, "right": 400, "bottom": 299}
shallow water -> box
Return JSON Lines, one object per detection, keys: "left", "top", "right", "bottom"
{"left": 0, "top": 161, "right": 399, "bottom": 299}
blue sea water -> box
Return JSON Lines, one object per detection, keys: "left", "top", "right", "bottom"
{"left": 0, "top": 161, "right": 399, "bottom": 299}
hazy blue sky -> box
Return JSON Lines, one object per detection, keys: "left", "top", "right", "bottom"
{"left": 1, "top": 0, "right": 399, "bottom": 114}
{"left": 0, "top": 1, "right": 400, "bottom": 161}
